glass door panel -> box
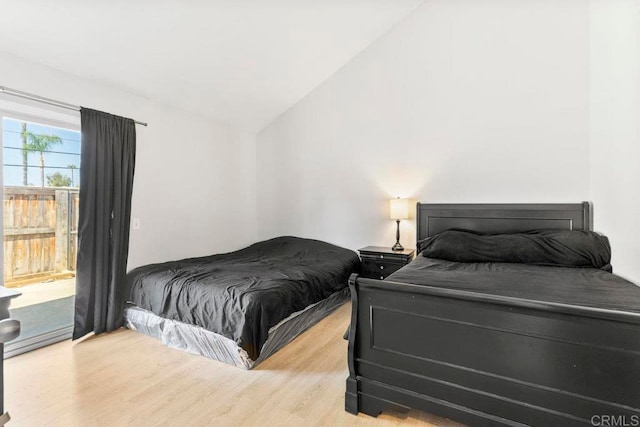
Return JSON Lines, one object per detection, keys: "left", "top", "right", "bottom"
{"left": 2, "top": 116, "right": 80, "bottom": 357}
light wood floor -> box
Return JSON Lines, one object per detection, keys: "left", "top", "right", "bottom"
{"left": 5, "top": 303, "right": 462, "bottom": 427}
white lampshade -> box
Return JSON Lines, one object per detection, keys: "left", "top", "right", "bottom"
{"left": 389, "top": 198, "right": 409, "bottom": 220}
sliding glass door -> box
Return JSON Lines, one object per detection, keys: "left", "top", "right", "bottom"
{"left": 1, "top": 116, "right": 80, "bottom": 357}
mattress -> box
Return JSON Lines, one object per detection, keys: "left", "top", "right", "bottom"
{"left": 124, "top": 287, "right": 349, "bottom": 369}
{"left": 387, "top": 255, "right": 640, "bottom": 315}
{"left": 126, "top": 236, "right": 360, "bottom": 360}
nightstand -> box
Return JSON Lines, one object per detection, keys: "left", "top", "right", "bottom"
{"left": 359, "top": 246, "right": 415, "bottom": 280}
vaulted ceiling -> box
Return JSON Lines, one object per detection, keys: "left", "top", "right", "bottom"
{"left": 0, "top": 0, "right": 422, "bottom": 132}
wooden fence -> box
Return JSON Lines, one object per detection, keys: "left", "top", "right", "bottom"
{"left": 3, "top": 186, "right": 79, "bottom": 286}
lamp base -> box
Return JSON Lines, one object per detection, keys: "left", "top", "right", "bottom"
{"left": 392, "top": 242, "right": 404, "bottom": 251}
{"left": 392, "top": 219, "right": 404, "bottom": 251}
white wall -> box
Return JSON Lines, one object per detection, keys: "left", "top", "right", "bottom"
{"left": 589, "top": 0, "right": 640, "bottom": 283}
{"left": 4, "top": 1, "right": 636, "bottom": 285}
{"left": 257, "top": 0, "right": 591, "bottom": 253}
{"left": 0, "top": 52, "right": 257, "bottom": 270}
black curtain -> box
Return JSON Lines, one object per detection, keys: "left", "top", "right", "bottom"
{"left": 73, "top": 108, "right": 136, "bottom": 340}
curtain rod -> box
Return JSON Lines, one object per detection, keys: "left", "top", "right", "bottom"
{"left": 0, "top": 85, "right": 148, "bottom": 127}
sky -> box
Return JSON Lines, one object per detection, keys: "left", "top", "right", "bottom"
{"left": 2, "top": 117, "right": 81, "bottom": 187}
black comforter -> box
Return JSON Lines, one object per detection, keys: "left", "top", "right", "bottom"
{"left": 126, "top": 236, "right": 360, "bottom": 359}
{"left": 387, "top": 256, "right": 640, "bottom": 314}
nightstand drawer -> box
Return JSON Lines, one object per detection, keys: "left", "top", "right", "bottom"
{"left": 359, "top": 252, "right": 408, "bottom": 264}
{"left": 361, "top": 258, "right": 404, "bottom": 280}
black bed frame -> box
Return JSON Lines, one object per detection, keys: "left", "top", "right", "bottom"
{"left": 346, "top": 202, "right": 640, "bottom": 426}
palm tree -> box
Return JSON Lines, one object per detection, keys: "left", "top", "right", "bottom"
{"left": 67, "top": 164, "right": 78, "bottom": 187}
{"left": 23, "top": 131, "right": 63, "bottom": 188}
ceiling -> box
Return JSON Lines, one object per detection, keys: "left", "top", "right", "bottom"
{"left": 0, "top": 0, "right": 422, "bottom": 132}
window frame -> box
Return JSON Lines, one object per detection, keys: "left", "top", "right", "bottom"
{"left": 0, "top": 98, "right": 81, "bottom": 358}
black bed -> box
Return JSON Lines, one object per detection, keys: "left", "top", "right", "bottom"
{"left": 346, "top": 202, "right": 640, "bottom": 426}
{"left": 124, "top": 236, "right": 359, "bottom": 368}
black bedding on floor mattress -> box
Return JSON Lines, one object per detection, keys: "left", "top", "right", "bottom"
{"left": 126, "top": 236, "right": 360, "bottom": 359}
{"left": 387, "top": 256, "right": 640, "bottom": 315}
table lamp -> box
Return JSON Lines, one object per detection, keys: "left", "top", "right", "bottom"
{"left": 390, "top": 197, "right": 409, "bottom": 251}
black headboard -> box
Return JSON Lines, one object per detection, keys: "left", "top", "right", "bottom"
{"left": 416, "top": 202, "right": 592, "bottom": 245}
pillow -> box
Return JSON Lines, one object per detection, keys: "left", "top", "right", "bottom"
{"left": 418, "top": 230, "right": 612, "bottom": 271}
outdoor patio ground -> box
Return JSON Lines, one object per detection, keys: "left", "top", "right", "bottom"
{"left": 9, "top": 278, "right": 75, "bottom": 309}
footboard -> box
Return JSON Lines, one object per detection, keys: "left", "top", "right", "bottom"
{"left": 345, "top": 274, "right": 640, "bottom": 427}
